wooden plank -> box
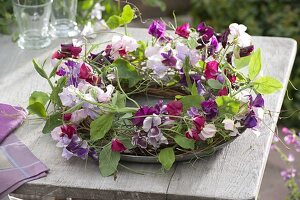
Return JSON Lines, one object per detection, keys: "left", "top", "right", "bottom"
{"left": 0, "top": 29, "right": 296, "bottom": 200}
{"left": 166, "top": 37, "right": 297, "bottom": 200}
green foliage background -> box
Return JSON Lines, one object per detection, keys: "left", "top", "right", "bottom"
{"left": 190, "top": 0, "right": 300, "bottom": 128}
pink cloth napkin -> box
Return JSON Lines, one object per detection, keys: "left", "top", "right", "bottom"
{"left": 0, "top": 103, "right": 49, "bottom": 199}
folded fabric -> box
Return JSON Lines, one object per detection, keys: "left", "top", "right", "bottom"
{"left": 0, "top": 103, "right": 49, "bottom": 199}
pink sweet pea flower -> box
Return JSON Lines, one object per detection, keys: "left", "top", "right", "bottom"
{"left": 166, "top": 100, "right": 183, "bottom": 119}
{"left": 185, "top": 129, "right": 200, "bottom": 141}
{"left": 175, "top": 23, "right": 190, "bottom": 39}
{"left": 111, "top": 139, "right": 127, "bottom": 152}
{"left": 218, "top": 87, "right": 228, "bottom": 96}
{"left": 204, "top": 61, "right": 219, "bottom": 80}
{"left": 193, "top": 116, "right": 206, "bottom": 131}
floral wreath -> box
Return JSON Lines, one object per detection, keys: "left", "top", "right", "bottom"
{"left": 28, "top": 5, "right": 283, "bottom": 177}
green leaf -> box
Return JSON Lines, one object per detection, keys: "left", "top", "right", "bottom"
{"left": 190, "top": 83, "right": 198, "bottom": 95}
{"left": 121, "top": 5, "right": 135, "bottom": 24}
{"left": 99, "top": 145, "right": 120, "bottom": 177}
{"left": 248, "top": 49, "right": 261, "bottom": 80}
{"left": 50, "top": 77, "right": 67, "bottom": 106}
{"left": 106, "top": 15, "right": 122, "bottom": 30}
{"left": 180, "top": 95, "right": 204, "bottom": 112}
{"left": 29, "top": 91, "right": 49, "bottom": 106}
{"left": 49, "top": 59, "right": 63, "bottom": 78}
{"left": 253, "top": 76, "right": 283, "bottom": 94}
{"left": 216, "top": 96, "right": 240, "bottom": 115}
{"left": 42, "top": 112, "right": 63, "bottom": 134}
{"left": 90, "top": 113, "right": 114, "bottom": 141}
{"left": 113, "top": 58, "right": 142, "bottom": 88}
{"left": 81, "top": 0, "right": 94, "bottom": 10}
{"left": 112, "top": 91, "right": 126, "bottom": 108}
{"left": 158, "top": 147, "right": 175, "bottom": 170}
{"left": 63, "top": 102, "right": 84, "bottom": 114}
{"left": 207, "top": 79, "right": 223, "bottom": 89}
{"left": 234, "top": 54, "right": 251, "bottom": 69}
{"left": 33, "top": 59, "right": 48, "bottom": 79}
{"left": 117, "top": 135, "right": 134, "bottom": 149}
{"left": 174, "top": 135, "right": 195, "bottom": 149}
{"left": 27, "top": 102, "right": 47, "bottom": 118}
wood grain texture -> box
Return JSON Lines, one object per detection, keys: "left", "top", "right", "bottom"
{"left": 0, "top": 29, "right": 297, "bottom": 200}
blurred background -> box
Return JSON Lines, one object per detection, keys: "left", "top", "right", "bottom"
{"left": 1, "top": 0, "right": 299, "bottom": 199}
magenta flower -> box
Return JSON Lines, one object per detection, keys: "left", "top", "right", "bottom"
{"left": 201, "top": 99, "right": 218, "bottom": 120}
{"left": 218, "top": 87, "right": 228, "bottom": 96}
{"left": 79, "top": 63, "right": 92, "bottom": 80}
{"left": 282, "top": 127, "right": 292, "bottom": 135}
{"left": 175, "top": 23, "right": 190, "bottom": 38}
{"left": 111, "top": 139, "right": 127, "bottom": 152}
{"left": 204, "top": 61, "right": 219, "bottom": 80}
{"left": 166, "top": 100, "right": 183, "bottom": 118}
{"left": 61, "top": 43, "right": 82, "bottom": 58}
{"left": 284, "top": 134, "right": 296, "bottom": 145}
{"left": 63, "top": 113, "right": 72, "bottom": 121}
{"left": 132, "top": 106, "right": 159, "bottom": 126}
{"left": 193, "top": 116, "right": 206, "bottom": 131}
{"left": 161, "top": 50, "right": 177, "bottom": 67}
{"left": 61, "top": 124, "right": 77, "bottom": 139}
{"left": 185, "top": 129, "right": 200, "bottom": 141}
{"left": 197, "top": 22, "right": 214, "bottom": 49}
{"left": 281, "top": 168, "right": 296, "bottom": 181}
{"left": 148, "top": 20, "right": 166, "bottom": 38}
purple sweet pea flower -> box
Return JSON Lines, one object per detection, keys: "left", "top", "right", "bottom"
{"left": 294, "top": 140, "right": 300, "bottom": 152}
{"left": 132, "top": 132, "right": 147, "bottom": 149}
{"left": 161, "top": 50, "right": 177, "bottom": 67}
{"left": 281, "top": 168, "right": 296, "bottom": 181}
{"left": 148, "top": 20, "right": 166, "bottom": 38}
{"left": 175, "top": 23, "right": 190, "bottom": 38}
{"left": 197, "top": 22, "right": 214, "bottom": 49}
{"left": 250, "top": 94, "right": 264, "bottom": 108}
{"left": 88, "top": 147, "right": 98, "bottom": 160}
{"left": 216, "top": 28, "right": 230, "bottom": 48}
{"left": 239, "top": 45, "right": 254, "bottom": 57}
{"left": 282, "top": 127, "right": 292, "bottom": 135}
{"left": 62, "top": 135, "right": 89, "bottom": 160}
{"left": 201, "top": 99, "right": 218, "bottom": 120}
{"left": 243, "top": 110, "right": 258, "bottom": 128}
{"left": 132, "top": 106, "right": 159, "bottom": 126}
{"left": 187, "top": 107, "right": 199, "bottom": 118}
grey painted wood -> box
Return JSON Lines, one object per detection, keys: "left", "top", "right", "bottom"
{"left": 0, "top": 29, "right": 297, "bottom": 200}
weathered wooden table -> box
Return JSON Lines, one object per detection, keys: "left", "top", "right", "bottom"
{"left": 0, "top": 28, "right": 297, "bottom": 200}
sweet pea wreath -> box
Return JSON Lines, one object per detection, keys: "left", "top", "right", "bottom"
{"left": 28, "top": 5, "right": 283, "bottom": 176}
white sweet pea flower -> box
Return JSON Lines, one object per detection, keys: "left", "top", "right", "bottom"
{"left": 111, "top": 35, "right": 138, "bottom": 60}
{"left": 236, "top": 90, "right": 251, "bottom": 103}
{"left": 70, "top": 109, "right": 88, "bottom": 124}
{"left": 146, "top": 55, "right": 168, "bottom": 78}
{"left": 59, "top": 85, "right": 79, "bottom": 107}
{"left": 91, "top": 3, "right": 105, "bottom": 20}
{"left": 201, "top": 124, "right": 217, "bottom": 139}
{"left": 176, "top": 43, "right": 200, "bottom": 65}
{"left": 222, "top": 119, "right": 235, "bottom": 131}
{"left": 95, "top": 84, "right": 115, "bottom": 103}
{"left": 229, "top": 23, "right": 251, "bottom": 47}
{"left": 142, "top": 114, "right": 161, "bottom": 132}
{"left": 145, "top": 45, "right": 161, "bottom": 58}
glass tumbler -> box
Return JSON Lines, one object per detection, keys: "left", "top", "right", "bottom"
{"left": 50, "top": 0, "right": 80, "bottom": 37}
{"left": 12, "top": 0, "right": 52, "bottom": 49}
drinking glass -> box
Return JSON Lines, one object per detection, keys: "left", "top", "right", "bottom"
{"left": 12, "top": 0, "right": 52, "bottom": 49}
{"left": 50, "top": 0, "right": 80, "bottom": 37}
